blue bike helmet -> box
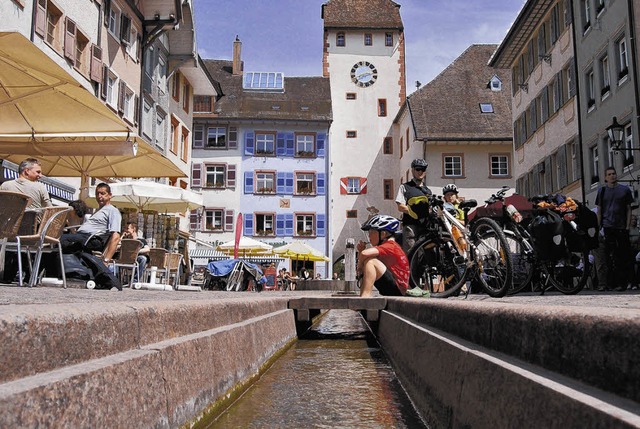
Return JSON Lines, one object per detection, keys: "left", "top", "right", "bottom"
{"left": 361, "top": 215, "right": 400, "bottom": 233}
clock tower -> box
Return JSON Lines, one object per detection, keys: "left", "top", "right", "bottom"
{"left": 322, "top": 0, "right": 406, "bottom": 260}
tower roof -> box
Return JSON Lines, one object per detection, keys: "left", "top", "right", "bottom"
{"left": 322, "top": 0, "right": 403, "bottom": 30}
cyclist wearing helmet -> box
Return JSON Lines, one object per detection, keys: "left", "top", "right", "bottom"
{"left": 356, "top": 214, "right": 409, "bottom": 297}
{"left": 442, "top": 184, "right": 464, "bottom": 222}
{"left": 396, "top": 158, "right": 432, "bottom": 253}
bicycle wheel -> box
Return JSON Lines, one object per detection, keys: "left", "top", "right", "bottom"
{"left": 503, "top": 227, "right": 535, "bottom": 295}
{"left": 470, "top": 217, "right": 512, "bottom": 297}
{"left": 407, "top": 234, "right": 468, "bottom": 298}
{"left": 543, "top": 249, "right": 590, "bottom": 294}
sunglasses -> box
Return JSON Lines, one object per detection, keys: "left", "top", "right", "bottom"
{"left": 413, "top": 167, "right": 426, "bottom": 172}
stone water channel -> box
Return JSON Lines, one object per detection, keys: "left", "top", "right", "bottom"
{"left": 199, "top": 309, "right": 428, "bottom": 428}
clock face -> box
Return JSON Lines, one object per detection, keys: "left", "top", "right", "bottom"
{"left": 350, "top": 61, "right": 378, "bottom": 87}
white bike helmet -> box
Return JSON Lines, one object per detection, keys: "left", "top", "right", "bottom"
{"left": 442, "top": 184, "right": 458, "bottom": 195}
{"left": 361, "top": 214, "right": 400, "bottom": 233}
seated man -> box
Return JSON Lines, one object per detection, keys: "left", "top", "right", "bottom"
{"left": 122, "top": 222, "right": 150, "bottom": 282}
{"left": 60, "top": 183, "right": 122, "bottom": 263}
{"left": 356, "top": 214, "right": 409, "bottom": 297}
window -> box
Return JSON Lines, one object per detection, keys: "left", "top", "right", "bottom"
{"left": 194, "top": 96, "right": 213, "bottom": 113}
{"left": 383, "top": 179, "right": 394, "bottom": 200}
{"left": 155, "top": 112, "right": 165, "bottom": 149}
{"left": 346, "top": 131, "right": 357, "bottom": 138}
{"left": 581, "top": 0, "right": 591, "bottom": 32}
{"left": 243, "top": 72, "right": 284, "bottom": 90}
{"left": 144, "top": 45, "right": 155, "bottom": 78}
{"left": 106, "top": 70, "right": 118, "bottom": 108}
{"left": 600, "top": 55, "right": 610, "bottom": 97}
{"left": 385, "top": 32, "right": 393, "bottom": 47}
{"left": 45, "top": 1, "right": 62, "bottom": 48}
{"left": 586, "top": 68, "right": 595, "bottom": 110}
{"left": 490, "top": 155, "right": 509, "bottom": 177}
{"left": 204, "top": 209, "right": 223, "bottom": 231}
{"left": 623, "top": 123, "right": 634, "bottom": 169}
{"left": 617, "top": 37, "right": 629, "bottom": 81}
{"left": 346, "top": 210, "right": 358, "bottom": 219}
{"left": 406, "top": 128, "right": 410, "bottom": 150}
{"left": 255, "top": 132, "right": 276, "bottom": 155}
{"left": 489, "top": 75, "right": 502, "bottom": 91}
{"left": 107, "top": 4, "right": 119, "bottom": 38}
{"left": 596, "top": 0, "right": 605, "bottom": 15}
{"left": 126, "top": 26, "right": 138, "bottom": 59}
{"left": 295, "top": 134, "right": 315, "bottom": 157}
{"left": 207, "top": 127, "right": 226, "bottom": 148}
{"left": 205, "top": 164, "right": 226, "bottom": 188}
{"left": 378, "top": 99, "right": 387, "bottom": 117}
{"left": 296, "top": 172, "right": 315, "bottom": 195}
{"left": 606, "top": 137, "right": 615, "bottom": 169}
{"left": 383, "top": 137, "right": 393, "bottom": 154}
{"left": 157, "top": 56, "right": 166, "bottom": 91}
{"left": 122, "top": 86, "right": 135, "bottom": 121}
{"left": 336, "top": 32, "right": 345, "bottom": 47}
{"left": 255, "top": 214, "right": 274, "bottom": 236}
{"left": 347, "top": 177, "right": 361, "bottom": 193}
{"left": 182, "top": 80, "right": 190, "bottom": 112}
{"left": 171, "top": 72, "right": 180, "bottom": 101}
{"left": 170, "top": 116, "right": 179, "bottom": 154}
{"left": 364, "top": 33, "right": 372, "bottom": 46}
{"left": 72, "top": 26, "right": 89, "bottom": 73}
{"left": 181, "top": 128, "right": 189, "bottom": 162}
{"left": 591, "top": 145, "right": 599, "bottom": 185}
{"left": 296, "top": 214, "right": 315, "bottom": 236}
{"left": 346, "top": 93, "right": 356, "bottom": 100}
{"left": 142, "top": 100, "right": 152, "bottom": 139}
{"left": 443, "top": 155, "right": 463, "bottom": 177}
{"left": 480, "top": 103, "right": 494, "bottom": 113}
{"left": 255, "top": 172, "right": 275, "bottom": 194}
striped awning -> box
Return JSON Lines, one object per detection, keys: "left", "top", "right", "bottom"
{"left": 190, "top": 248, "right": 284, "bottom": 266}
{"left": 2, "top": 160, "right": 75, "bottom": 202}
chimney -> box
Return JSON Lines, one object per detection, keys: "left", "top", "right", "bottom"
{"left": 232, "top": 36, "right": 242, "bottom": 76}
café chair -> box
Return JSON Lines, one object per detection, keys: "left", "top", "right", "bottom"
{"left": 0, "top": 191, "right": 30, "bottom": 286}
{"left": 17, "top": 206, "right": 71, "bottom": 288}
{"left": 165, "top": 253, "right": 183, "bottom": 288}
{"left": 144, "top": 247, "right": 168, "bottom": 283}
{"left": 111, "top": 239, "right": 143, "bottom": 288}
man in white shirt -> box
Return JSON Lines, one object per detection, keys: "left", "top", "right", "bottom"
{"left": 0, "top": 158, "right": 52, "bottom": 209}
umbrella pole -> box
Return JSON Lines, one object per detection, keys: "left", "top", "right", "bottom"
{"left": 79, "top": 172, "right": 90, "bottom": 200}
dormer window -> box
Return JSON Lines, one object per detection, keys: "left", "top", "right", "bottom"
{"left": 489, "top": 75, "right": 502, "bottom": 91}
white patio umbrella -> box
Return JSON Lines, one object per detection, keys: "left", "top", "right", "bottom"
{"left": 86, "top": 181, "right": 203, "bottom": 213}
{"left": 216, "top": 237, "right": 273, "bottom": 256}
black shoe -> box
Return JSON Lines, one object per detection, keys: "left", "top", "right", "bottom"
{"left": 614, "top": 285, "right": 627, "bottom": 292}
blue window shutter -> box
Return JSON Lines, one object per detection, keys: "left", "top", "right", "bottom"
{"left": 244, "top": 171, "right": 254, "bottom": 194}
{"left": 285, "top": 172, "right": 294, "bottom": 194}
{"left": 285, "top": 214, "right": 294, "bottom": 236}
{"left": 244, "top": 131, "right": 254, "bottom": 155}
{"left": 285, "top": 132, "right": 295, "bottom": 157}
{"left": 316, "top": 214, "right": 325, "bottom": 236}
{"left": 316, "top": 133, "right": 326, "bottom": 157}
{"left": 317, "top": 173, "right": 325, "bottom": 195}
{"left": 244, "top": 214, "right": 254, "bottom": 236}
{"left": 276, "top": 132, "right": 286, "bottom": 156}
{"left": 276, "top": 172, "right": 286, "bottom": 194}
{"left": 276, "top": 214, "right": 286, "bottom": 236}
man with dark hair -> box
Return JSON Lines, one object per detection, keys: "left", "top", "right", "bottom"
{"left": 595, "top": 167, "right": 634, "bottom": 291}
{"left": 61, "top": 183, "right": 122, "bottom": 262}
{"left": 0, "top": 158, "right": 52, "bottom": 209}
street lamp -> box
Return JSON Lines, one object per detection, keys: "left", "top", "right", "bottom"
{"left": 606, "top": 116, "right": 625, "bottom": 150}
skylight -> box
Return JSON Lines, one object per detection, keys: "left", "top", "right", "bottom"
{"left": 480, "top": 103, "right": 494, "bottom": 113}
{"left": 243, "top": 72, "right": 284, "bottom": 90}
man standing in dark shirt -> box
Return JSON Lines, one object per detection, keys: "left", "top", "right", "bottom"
{"left": 595, "top": 167, "right": 633, "bottom": 291}
{"left": 395, "top": 158, "right": 432, "bottom": 254}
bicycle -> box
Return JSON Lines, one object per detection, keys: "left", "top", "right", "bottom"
{"left": 407, "top": 195, "right": 512, "bottom": 298}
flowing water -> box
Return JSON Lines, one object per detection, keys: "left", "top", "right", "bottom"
{"left": 204, "top": 310, "right": 427, "bottom": 428}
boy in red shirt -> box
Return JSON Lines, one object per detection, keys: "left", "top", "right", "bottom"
{"left": 356, "top": 215, "right": 409, "bottom": 297}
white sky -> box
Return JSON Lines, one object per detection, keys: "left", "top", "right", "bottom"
{"left": 193, "top": 0, "right": 526, "bottom": 94}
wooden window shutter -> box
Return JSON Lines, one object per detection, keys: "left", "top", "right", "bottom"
{"left": 224, "top": 210, "right": 234, "bottom": 232}
{"left": 64, "top": 18, "right": 77, "bottom": 61}
{"left": 568, "top": 62, "right": 576, "bottom": 98}
{"left": 359, "top": 177, "right": 368, "bottom": 194}
{"left": 117, "top": 81, "right": 126, "bottom": 114}
{"left": 100, "top": 65, "right": 109, "bottom": 99}
{"left": 228, "top": 127, "right": 238, "bottom": 149}
{"left": 120, "top": 15, "right": 131, "bottom": 45}
{"left": 191, "top": 163, "right": 202, "bottom": 187}
{"left": 189, "top": 210, "right": 200, "bottom": 231}
{"left": 90, "top": 44, "right": 103, "bottom": 83}
{"left": 35, "top": 0, "right": 47, "bottom": 37}
{"left": 544, "top": 156, "right": 553, "bottom": 193}
{"left": 226, "top": 164, "right": 236, "bottom": 189}
{"left": 558, "top": 146, "right": 568, "bottom": 188}
{"left": 103, "top": 0, "right": 111, "bottom": 27}
{"left": 133, "top": 95, "right": 139, "bottom": 126}
{"left": 340, "top": 178, "right": 348, "bottom": 195}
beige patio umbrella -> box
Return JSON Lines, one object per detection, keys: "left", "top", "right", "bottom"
{"left": 216, "top": 237, "right": 273, "bottom": 256}
{"left": 272, "top": 241, "right": 330, "bottom": 262}
{"left": 86, "top": 181, "right": 203, "bottom": 213}
{"left": 0, "top": 32, "right": 186, "bottom": 195}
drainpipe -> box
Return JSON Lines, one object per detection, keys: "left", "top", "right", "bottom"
{"left": 30, "top": 0, "right": 37, "bottom": 42}
{"left": 569, "top": 0, "right": 587, "bottom": 204}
